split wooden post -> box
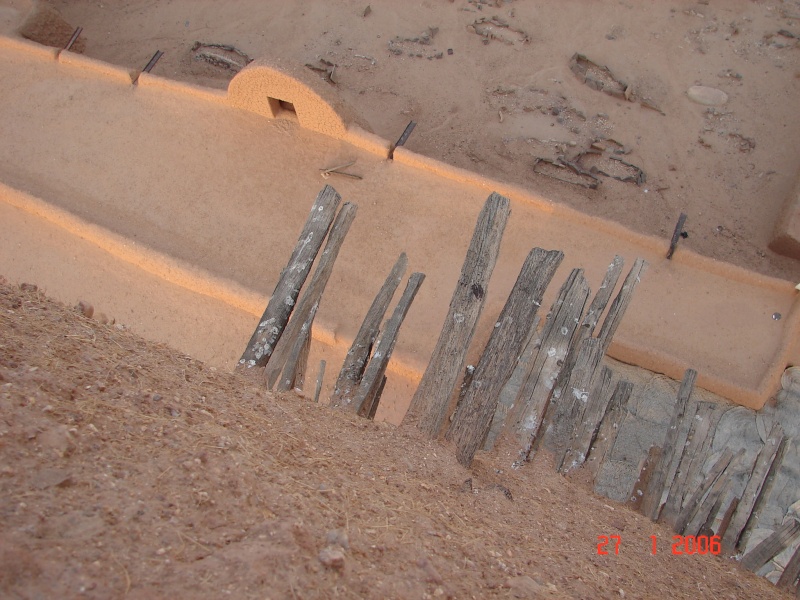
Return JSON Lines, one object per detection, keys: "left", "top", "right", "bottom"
{"left": 510, "top": 269, "right": 590, "bottom": 461}
{"left": 561, "top": 365, "right": 615, "bottom": 473}
{"left": 778, "top": 543, "right": 800, "bottom": 591}
{"left": 265, "top": 202, "right": 358, "bottom": 388}
{"left": 548, "top": 257, "right": 644, "bottom": 436}
{"left": 273, "top": 305, "right": 315, "bottom": 393}
{"left": 722, "top": 422, "right": 786, "bottom": 554}
{"left": 553, "top": 256, "right": 623, "bottom": 398}
{"left": 352, "top": 272, "right": 426, "bottom": 416}
{"left": 674, "top": 449, "right": 741, "bottom": 536}
{"left": 628, "top": 446, "right": 662, "bottom": 512}
{"left": 661, "top": 402, "right": 723, "bottom": 527}
{"left": 596, "top": 257, "right": 648, "bottom": 353}
{"left": 238, "top": 185, "right": 341, "bottom": 370}
{"left": 715, "top": 497, "right": 740, "bottom": 541}
{"left": 405, "top": 193, "right": 511, "bottom": 436}
{"left": 483, "top": 315, "right": 541, "bottom": 451}
{"left": 741, "top": 519, "right": 800, "bottom": 573}
{"left": 737, "top": 436, "right": 789, "bottom": 554}
{"left": 446, "top": 248, "right": 563, "bottom": 467}
{"left": 587, "top": 380, "right": 633, "bottom": 483}
{"left": 639, "top": 368, "right": 697, "bottom": 521}
{"left": 696, "top": 479, "right": 732, "bottom": 538}
{"left": 331, "top": 253, "right": 407, "bottom": 409}
{"left": 543, "top": 337, "right": 605, "bottom": 469}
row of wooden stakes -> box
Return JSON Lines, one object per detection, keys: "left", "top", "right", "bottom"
{"left": 235, "top": 185, "right": 798, "bottom": 593}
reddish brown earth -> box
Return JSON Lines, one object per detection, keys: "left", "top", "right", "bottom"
{"left": 0, "top": 280, "right": 788, "bottom": 599}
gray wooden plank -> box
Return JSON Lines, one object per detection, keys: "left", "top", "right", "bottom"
{"left": 238, "top": 185, "right": 341, "bottom": 370}
{"left": 597, "top": 257, "right": 648, "bottom": 354}
{"left": 741, "top": 519, "right": 800, "bottom": 573}
{"left": 561, "top": 365, "right": 615, "bottom": 474}
{"left": 446, "top": 247, "right": 563, "bottom": 467}
{"left": 352, "top": 272, "right": 425, "bottom": 415}
{"left": 551, "top": 256, "right": 623, "bottom": 406}
{"left": 544, "top": 337, "right": 605, "bottom": 470}
{"left": 673, "top": 448, "right": 737, "bottom": 535}
{"left": 722, "top": 422, "right": 785, "bottom": 554}
{"left": 511, "top": 269, "right": 590, "bottom": 461}
{"left": 641, "top": 368, "right": 697, "bottom": 521}
{"left": 483, "top": 315, "right": 541, "bottom": 451}
{"left": 661, "top": 401, "right": 722, "bottom": 527}
{"left": 778, "top": 543, "right": 800, "bottom": 591}
{"left": 588, "top": 380, "right": 633, "bottom": 484}
{"left": 265, "top": 202, "right": 357, "bottom": 388}
{"left": 628, "top": 445, "right": 662, "bottom": 513}
{"left": 406, "top": 193, "right": 511, "bottom": 437}
{"left": 331, "top": 252, "right": 407, "bottom": 409}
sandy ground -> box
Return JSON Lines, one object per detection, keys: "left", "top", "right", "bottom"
{"left": 0, "top": 280, "right": 789, "bottom": 599}
{"left": 30, "top": 0, "right": 800, "bottom": 283}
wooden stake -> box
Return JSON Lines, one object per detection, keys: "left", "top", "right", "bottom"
{"left": 667, "top": 212, "right": 688, "bottom": 259}
{"left": 352, "top": 272, "right": 425, "bottom": 415}
{"left": 264, "top": 202, "right": 357, "bottom": 387}
{"left": 238, "top": 185, "right": 341, "bottom": 370}
{"left": 512, "top": 269, "right": 590, "bottom": 461}
{"left": 332, "top": 253, "right": 407, "bottom": 409}
{"left": 661, "top": 402, "right": 722, "bottom": 527}
{"left": 446, "top": 247, "right": 563, "bottom": 467}
{"left": 741, "top": 519, "right": 800, "bottom": 572}
{"left": 561, "top": 365, "right": 615, "bottom": 474}
{"left": 555, "top": 256, "right": 623, "bottom": 394}
{"left": 641, "top": 368, "right": 697, "bottom": 521}
{"left": 673, "top": 448, "right": 737, "bottom": 535}
{"left": 628, "top": 446, "right": 662, "bottom": 513}
{"left": 778, "top": 543, "right": 800, "bottom": 591}
{"left": 406, "top": 193, "right": 511, "bottom": 436}
{"left": 723, "top": 423, "right": 786, "bottom": 554}
{"left": 483, "top": 315, "right": 540, "bottom": 451}
{"left": 597, "top": 257, "right": 647, "bottom": 354}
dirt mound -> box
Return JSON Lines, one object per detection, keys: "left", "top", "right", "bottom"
{"left": 0, "top": 278, "right": 785, "bottom": 599}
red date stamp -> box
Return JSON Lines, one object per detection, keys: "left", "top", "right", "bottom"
{"left": 597, "top": 534, "right": 721, "bottom": 556}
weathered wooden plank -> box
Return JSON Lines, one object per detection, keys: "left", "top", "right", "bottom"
{"left": 331, "top": 253, "right": 407, "bottom": 410}
{"left": 551, "top": 256, "right": 623, "bottom": 406}
{"left": 238, "top": 185, "right": 341, "bottom": 370}
{"left": 561, "top": 365, "right": 614, "bottom": 474}
{"left": 628, "top": 445, "right": 662, "bottom": 513}
{"left": 673, "top": 448, "right": 737, "bottom": 535}
{"left": 778, "top": 543, "right": 800, "bottom": 591}
{"left": 588, "top": 380, "right": 633, "bottom": 483}
{"left": 641, "top": 368, "right": 697, "bottom": 521}
{"left": 715, "top": 497, "right": 741, "bottom": 543}
{"left": 741, "top": 519, "right": 800, "bottom": 573}
{"left": 722, "top": 422, "right": 786, "bottom": 554}
{"left": 511, "top": 269, "right": 590, "bottom": 462}
{"left": 661, "top": 401, "right": 722, "bottom": 527}
{"left": 363, "top": 375, "right": 388, "bottom": 420}
{"left": 446, "top": 248, "right": 564, "bottom": 467}
{"left": 265, "top": 202, "right": 357, "bottom": 388}
{"left": 696, "top": 480, "right": 732, "bottom": 538}
{"left": 596, "top": 257, "right": 648, "bottom": 354}
{"left": 542, "top": 337, "right": 605, "bottom": 469}
{"left": 682, "top": 451, "right": 742, "bottom": 536}
{"left": 483, "top": 315, "right": 541, "bottom": 451}
{"left": 406, "top": 193, "right": 511, "bottom": 437}
{"left": 273, "top": 305, "right": 315, "bottom": 392}
{"left": 352, "top": 272, "right": 425, "bottom": 415}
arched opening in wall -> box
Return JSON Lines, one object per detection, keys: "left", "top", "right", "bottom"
{"left": 268, "top": 97, "right": 298, "bottom": 121}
